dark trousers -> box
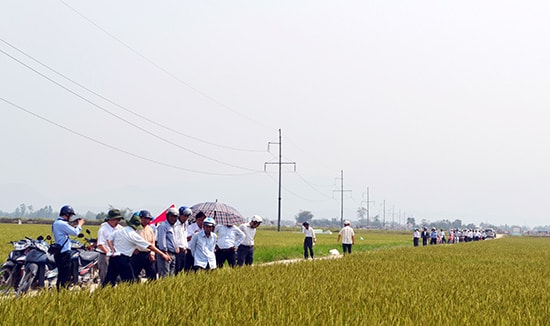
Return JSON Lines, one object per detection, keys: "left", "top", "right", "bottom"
{"left": 215, "top": 248, "right": 236, "bottom": 268}
{"left": 175, "top": 249, "right": 187, "bottom": 275}
{"left": 413, "top": 238, "right": 419, "bottom": 247}
{"left": 304, "top": 237, "right": 314, "bottom": 259}
{"left": 102, "top": 255, "right": 135, "bottom": 287}
{"left": 193, "top": 263, "right": 212, "bottom": 272}
{"left": 236, "top": 245, "right": 254, "bottom": 266}
{"left": 131, "top": 252, "right": 156, "bottom": 281}
{"left": 342, "top": 243, "right": 352, "bottom": 254}
{"left": 430, "top": 238, "right": 437, "bottom": 245}
{"left": 54, "top": 251, "right": 72, "bottom": 289}
{"left": 184, "top": 250, "right": 194, "bottom": 272}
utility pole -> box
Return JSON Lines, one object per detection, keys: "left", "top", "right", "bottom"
{"left": 362, "top": 186, "right": 375, "bottom": 229}
{"left": 383, "top": 200, "right": 386, "bottom": 228}
{"left": 333, "top": 170, "right": 351, "bottom": 227}
{"left": 265, "top": 129, "right": 296, "bottom": 232}
{"left": 392, "top": 205, "right": 395, "bottom": 229}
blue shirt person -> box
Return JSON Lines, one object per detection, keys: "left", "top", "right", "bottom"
{"left": 52, "top": 205, "right": 84, "bottom": 289}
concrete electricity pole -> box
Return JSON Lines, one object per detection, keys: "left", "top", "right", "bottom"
{"left": 333, "top": 170, "right": 351, "bottom": 227}
{"left": 265, "top": 129, "right": 295, "bottom": 232}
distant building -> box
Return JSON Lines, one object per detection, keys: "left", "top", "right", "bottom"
{"left": 511, "top": 226, "right": 522, "bottom": 236}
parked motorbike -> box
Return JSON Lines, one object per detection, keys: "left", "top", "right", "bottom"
{"left": 16, "top": 236, "right": 57, "bottom": 296}
{"left": 0, "top": 238, "right": 30, "bottom": 294}
{"left": 69, "top": 231, "right": 100, "bottom": 287}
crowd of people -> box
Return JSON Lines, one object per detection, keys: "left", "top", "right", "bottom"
{"left": 413, "top": 227, "right": 493, "bottom": 247}
{"left": 51, "top": 205, "right": 263, "bottom": 288}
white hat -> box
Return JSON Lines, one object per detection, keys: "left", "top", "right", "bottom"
{"left": 167, "top": 207, "right": 179, "bottom": 216}
{"left": 251, "top": 215, "right": 263, "bottom": 223}
{"left": 344, "top": 220, "right": 351, "bottom": 225}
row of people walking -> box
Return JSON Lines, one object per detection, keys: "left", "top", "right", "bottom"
{"left": 413, "top": 227, "right": 492, "bottom": 246}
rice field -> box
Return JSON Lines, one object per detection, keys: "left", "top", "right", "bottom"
{"left": 1, "top": 223, "right": 549, "bottom": 324}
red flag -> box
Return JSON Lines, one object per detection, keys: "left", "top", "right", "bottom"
{"left": 151, "top": 204, "right": 175, "bottom": 225}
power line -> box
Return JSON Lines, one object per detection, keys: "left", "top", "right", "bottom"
{"left": 293, "top": 171, "right": 333, "bottom": 200}
{"left": 0, "top": 37, "right": 266, "bottom": 154}
{"left": 0, "top": 97, "right": 259, "bottom": 177}
{"left": 0, "top": 47, "right": 263, "bottom": 173}
{"left": 264, "top": 173, "right": 330, "bottom": 203}
{"left": 58, "top": 0, "right": 272, "bottom": 130}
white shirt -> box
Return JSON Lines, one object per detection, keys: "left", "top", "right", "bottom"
{"left": 189, "top": 230, "right": 217, "bottom": 269}
{"left": 97, "top": 222, "right": 123, "bottom": 254}
{"left": 174, "top": 219, "right": 188, "bottom": 249}
{"left": 214, "top": 225, "right": 245, "bottom": 249}
{"left": 108, "top": 226, "right": 150, "bottom": 257}
{"left": 338, "top": 226, "right": 355, "bottom": 244}
{"left": 303, "top": 227, "right": 316, "bottom": 239}
{"left": 239, "top": 223, "right": 257, "bottom": 246}
{"left": 187, "top": 222, "right": 201, "bottom": 239}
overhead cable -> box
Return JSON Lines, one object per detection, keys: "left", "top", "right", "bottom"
{"left": 0, "top": 97, "right": 260, "bottom": 177}
{"left": 264, "top": 172, "right": 334, "bottom": 203}
{"left": 0, "top": 47, "right": 263, "bottom": 173}
{"left": 58, "top": 0, "right": 271, "bottom": 130}
{"left": 0, "top": 38, "right": 265, "bottom": 153}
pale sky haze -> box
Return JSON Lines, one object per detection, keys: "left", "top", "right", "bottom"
{"left": 1, "top": 1, "right": 549, "bottom": 227}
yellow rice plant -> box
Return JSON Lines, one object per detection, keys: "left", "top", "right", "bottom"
{"left": 1, "top": 236, "right": 549, "bottom": 324}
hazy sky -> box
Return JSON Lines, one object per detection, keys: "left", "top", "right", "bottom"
{"left": 1, "top": 1, "right": 549, "bottom": 227}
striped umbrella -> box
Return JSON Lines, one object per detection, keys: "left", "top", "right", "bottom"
{"left": 190, "top": 201, "right": 245, "bottom": 226}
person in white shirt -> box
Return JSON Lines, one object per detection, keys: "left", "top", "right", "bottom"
{"left": 214, "top": 222, "right": 245, "bottom": 268}
{"left": 185, "top": 211, "right": 206, "bottom": 271}
{"left": 174, "top": 206, "right": 192, "bottom": 274}
{"left": 96, "top": 209, "right": 123, "bottom": 285}
{"left": 413, "top": 228, "right": 421, "bottom": 247}
{"left": 337, "top": 220, "right": 355, "bottom": 254}
{"left": 237, "top": 215, "right": 262, "bottom": 266}
{"left": 102, "top": 214, "right": 170, "bottom": 287}
{"left": 302, "top": 221, "right": 316, "bottom": 259}
{"left": 189, "top": 217, "right": 217, "bottom": 271}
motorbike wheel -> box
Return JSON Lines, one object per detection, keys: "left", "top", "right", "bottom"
{"left": 0, "top": 267, "right": 14, "bottom": 295}
{"left": 16, "top": 264, "right": 38, "bottom": 296}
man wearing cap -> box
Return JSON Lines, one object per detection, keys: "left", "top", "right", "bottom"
{"left": 131, "top": 210, "right": 157, "bottom": 281}
{"left": 174, "top": 206, "right": 192, "bottom": 274}
{"left": 102, "top": 214, "right": 170, "bottom": 287}
{"left": 186, "top": 211, "right": 206, "bottom": 271}
{"left": 96, "top": 208, "right": 123, "bottom": 285}
{"left": 52, "top": 205, "right": 84, "bottom": 289}
{"left": 337, "top": 220, "right": 355, "bottom": 255}
{"left": 237, "top": 215, "right": 262, "bottom": 266}
{"left": 189, "top": 217, "right": 218, "bottom": 271}
{"left": 156, "top": 207, "right": 179, "bottom": 277}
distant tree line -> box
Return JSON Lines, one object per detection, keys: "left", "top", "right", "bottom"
{"left": 0, "top": 203, "right": 133, "bottom": 221}
{"left": 0, "top": 204, "right": 57, "bottom": 219}
{"left": 293, "top": 207, "right": 518, "bottom": 232}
